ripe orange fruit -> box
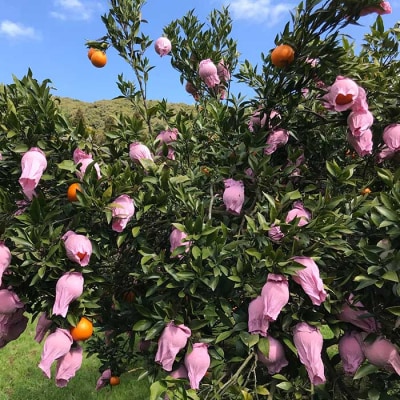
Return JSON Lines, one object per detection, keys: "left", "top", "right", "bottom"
{"left": 271, "top": 44, "right": 295, "bottom": 68}
{"left": 110, "top": 376, "right": 120, "bottom": 386}
{"left": 67, "top": 183, "right": 82, "bottom": 202}
{"left": 90, "top": 50, "right": 107, "bottom": 68}
{"left": 335, "top": 94, "right": 353, "bottom": 105}
{"left": 70, "top": 317, "right": 93, "bottom": 341}
{"left": 87, "top": 48, "right": 96, "bottom": 60}
{"left": 77, "top": 251, "right": 87, "bottom": 261}
{"left": 361, "top": 187, "right": 372, "bottom": 195}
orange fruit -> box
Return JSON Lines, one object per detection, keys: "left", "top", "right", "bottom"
{"left": 67, "top": 183, "right": 82, "bottom": 202}
{"left": 123, "top": 291, "right": 136, "bottom": 303}
{"left": 361, "top": 187, "right": 372, "bottom": 195}
{"left": 110, "top": 376, "right": 120, "bottom": 386}
{"left": 200, "top": 166, "right": 210, "bottom": 175}
{"left": 87, "top": 48, "right": 96, "bottom": 60}
{"left": 90, "top": 50, "right": 107, "bottom": 68}
{"left": 335, "top": 94, "right": 353, "bottom": 105}
{"left": 70, "top": 317, "right": 93, "bottom": 341}
{"left": 271, "top": 44, "right": 295, "bottom": 68}
{"left": 77, "top": 251, "right": 87, "bottom": 261}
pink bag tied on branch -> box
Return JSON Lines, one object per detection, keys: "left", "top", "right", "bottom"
{"left": 248, "top": 296, "right": 269, "bottom": 337}
{"left": 52, "top": 272, "right": 84, "bottom": 318}
{"left": 55, "top": 345, "right": 83, "bottom": 387}
{"left": 169, "top": 364, "right": 188, "bottom": 379}
{"left": 264, "top": 128, "right": 289, "bottom": 155}
{"left": 285, "top": 201, "right": 311, "bottom": 227}
{"left": 261, "top": 273, "right": 289, "bottom": 322}
{"left": 73, "top": 148, "right": 101, "bottom": 180}
{"left": 322, "top": 76, "right": 361, "bottom": 112}
{"left": 257, "top": 336, "right": 288, "bottom": 374}
{"left": 35, "top": 312, "right": 53, "bottom": 343}
{"left": 248, "top": 110, "right": 267, "bottom": 132}
{"left": 185, "top": 81, "right": 200, "bottom": 101}
{"left": 62, "top": 230, "right": 93, "bottom": 267}
{"left": 164, "top": 365, "right": 189, "bottom": 400}
{"left": 338, "top": 331, "right": 365, "bottom": 375}
{"left": 155, "top": 321, "right": 192, "bottom": 371}
{"left": 382, "top": 123, "right": 400, "bottom": 151}
{"left": 169, "top": 227, "right": 190, "bottom": 258}
{"left": 223, "top": 178, "right": 244, "bottom": 215}
{"left": 359, "top": 1, "right": 392, "bottom": 16}
{"left": 338, "top": 294, "right": 378, "bottom": 332}
{"left": 129, "top": 141, "right": 154, "bottom": 163}
{"left": 19, "top": 147, "right": 47, "bottom": 200}
{"left": 216, "top": 60, "right": 231, "bottom": 83}
{"left": 293, "top": 322, "right": 326, "bottom": 385}
{"left": 377, "top": 124, "right": 400, "bottom": 162}
{"left": 156, "top": 128, "right": 178, "bottom": 160}
{"left": 184, "top": 342, "right": 210, "bottom": 390}
{"left": 154, "top": 37, "right": 172, "bottom": 57}
{"left": 110, "top": 194, "right": 135, "bottom": 233}
{"left": 0, "top": 308, "right": 28, "bottom": 348}
{"left": 38, "top": 328, "right": 73, "bottom": 378}
{"left": 358, "top": 332, "right": 400, "bottom": 375}
{"left": 268, "top": 224, "right": 285, "bottom": 243}
{"left": 96, "top": 368, "right": 111, "bottom": 391}
{"left": 292, "top": 256, "right": 327, "bottom": 306}
{"left": 347, "top": 109, "right": 374, "bottom": 137}
{"left": 198, "top": 59, "right": 220, "bottom": 88}
{"left": 0, "top": 242, "right": 11, "bottom": 286}
{"left": 0, "top": 288, "right": 24, "bottom": 314}
{"left": 347, "top": 129, "right": 373, "bottom": 157}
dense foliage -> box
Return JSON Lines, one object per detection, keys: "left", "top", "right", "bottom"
{"left": 1, "top": 0, "right": 400, "bottom": 399}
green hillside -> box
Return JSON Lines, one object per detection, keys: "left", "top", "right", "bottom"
{"left": 56, "top": 96, "right": 194, "bottom": 134}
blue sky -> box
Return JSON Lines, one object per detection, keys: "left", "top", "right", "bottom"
{"left": 0, "top": 0, "right": 398, "bottom": 104}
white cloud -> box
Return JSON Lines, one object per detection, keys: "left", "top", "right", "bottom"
{"left": 227, "top": 0, "right": 294, "bottom": 25}
{"left": 50, "top": 0, "right": 103, "bottom": 21}
{"left": 0, "top": 20, "right": 38, "bottom": 39}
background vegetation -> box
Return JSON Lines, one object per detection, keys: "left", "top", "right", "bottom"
{"left": 1, "top": 0, "right": 400, "bottom": 399}
{"left": 57, "top": 97, "right": 193, "bottom": 136}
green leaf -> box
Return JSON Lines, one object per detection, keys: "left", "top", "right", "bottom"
{"left": 37, "top": 266, "right": 46, "bottom": 279}
{"left": 170, "top": 175, "right": 190, "bottom": 184}
{"left": 354, "top": 276, "right": 378, "bottom": 290}
{"left": 276, "top": 381, "right": 293, "bottom": 391}
{"left": 102, "top": 185, "right": 113, "bottom": 201}
{"left": 132, "top": 226, "right": 140, "bottom": 237}
{"left": 256, "top": 386, "right": 269, "bottom": 395}
{"left": 382, "top": 270, "right": 399, "bottom": 282}
{"left": 192, "top": 246, "right": 201, "bottom": 259}
{"left": 258, "top": 337, "right": 270, "bottom": 357}
{"left": 117, "top": 233, "right": 128, "bottom": 248}
{"left": 216, "top": 330, "right": 233, "bottom": 343}
{"left": 240, "top": 332, "right": 259, "bottom": 347}
{"left": 375, "top": 206, "right": 398, "bottom": 222}
{"left": 385, "top": 306, "right": 400, "bottom": 316}
{"left": 145, "top": 320, "right": 165, "bottom": 340}
{"left": 66, "top": 313, "right": 79, "bottom": 327}
{"left": 57, "top": 160, "right": 76, "bottom": 172}
{"left": 282, "top": 337, "right": 297, "bottom": 355}
{"left": 189, "top": 319, "right": 209, "bottom": 330}
{"left": 353, "top": 363, "right": 379, "bottom": 379}
{"left": 245, "top": 248, "right": 262, "bottom": 260}
{"left": 149, "top": 381, "right": 167, "bottom": 400}
{"left": 132, "top": 319, "right": 153, "bottom": 331}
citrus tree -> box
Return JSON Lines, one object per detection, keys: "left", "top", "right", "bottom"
{"left": 1, "top": 0, "right": 400, "bottom": 399}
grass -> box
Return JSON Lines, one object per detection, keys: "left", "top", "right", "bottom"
{"left": 0, "top": 320, "right": 150, "bottom": 400}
